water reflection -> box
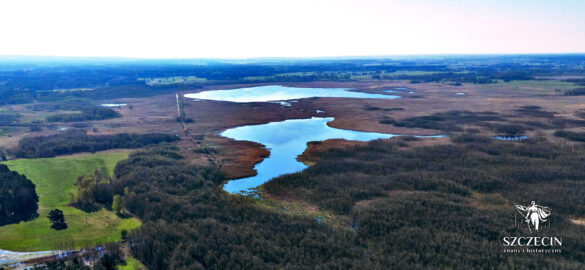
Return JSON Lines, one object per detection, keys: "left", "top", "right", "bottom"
{"left": 222, "top": 117, "right": 445, "bottom": 194}
{"left": 185, "top": 85, "right": 400, "bottom": 102}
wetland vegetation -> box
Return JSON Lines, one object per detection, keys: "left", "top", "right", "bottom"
{"left": 221, "top": 117, "right": 443, "bottom": 194}
{"left": 2, "top": 55, "right": 585, "bottom": 269}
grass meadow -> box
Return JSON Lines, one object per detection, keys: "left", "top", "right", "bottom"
{"left": 0, "top": 151, "right": 141, "bottom": 251}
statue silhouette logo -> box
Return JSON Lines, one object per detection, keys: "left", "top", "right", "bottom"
{"left": 515, "top": 201, "right": 551, "bottom": 233}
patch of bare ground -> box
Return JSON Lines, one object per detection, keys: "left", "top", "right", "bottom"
{"left": 469, "top": 192, "right": 509, "bottom": 211}
{"left": 256, "top": 188, "right": 351, "bottom": 229}
{"left": 355, "top": 190, "right": 425, "bottom": 208}
{"left": 0, "top": 134, "right": 23, "bottom": 149}
{"left": 262, "top": 190, "right": 320, "bottom": 214}
{"left": 174, "top": 137, "right": 216, "bottom": 168}
{"left": 570, "top": 218, "right": 585, "bottom": 226}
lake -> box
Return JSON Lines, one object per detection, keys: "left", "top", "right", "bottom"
{"left": 100, "top": 103, "right": 127, "bottom": 107}
{"left": 184, "top": 85, "right": 400, "bottom": 102}
{"left": 222, "top": 117, "right": 444, "bottom": 194}
{"left": 492, "top": 135, "right": 528, "bottom": 141}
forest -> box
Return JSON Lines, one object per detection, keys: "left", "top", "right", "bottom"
{"left": 0, "top": 164, "right": 39, "bottom": 226}
{"left": 0, "top": 113, "right": 19, "bottom": 125}
{"left": 564, "top": 87, "right": 585, "bottom": 96}
{"left": 64, "top": 145, "right": 372, "bottom": 269}
{"left": 9, "top": 130, "right": 178, "bottom": 158}
{"left": 46, "top": 107, "right": 120, "bottom": 122}
{"left": 2, "top": 55, "right": 585, "bottom": 269}
{"left": 388, "top": 107, "right": 585, "bottom": 134}
{"left": 57, "top": 134, "right": 585, "bottom": 269}
{"left": 1, "top": 55, "right": 585, "bottom": 105}
{"left": 263, "top": 135, "right": 585, "bottom": 269}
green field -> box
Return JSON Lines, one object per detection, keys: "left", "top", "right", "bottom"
{"left": 117, "top": 257, "right": 145, "bottom": 270}
{"left": 489, "top": 79, "right": 577, "bottom": 92}
{"left": 0, "top": 151, "right": 141, "bottom": 251}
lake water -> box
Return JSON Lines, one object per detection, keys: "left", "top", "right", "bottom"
{"left": 0, "top": 249, "right": 57, "bottom": 266}
{"left": 184, "top": 85, "right": 399, "bottom": 102}
{"left": 492, "top": 135, "right": 528, "bottom": 141}
{"left": 100, "top": 103, "right": 127, "bottom": 107}
{"left": 222, "top": 117, "right": 444, "bottom": 194}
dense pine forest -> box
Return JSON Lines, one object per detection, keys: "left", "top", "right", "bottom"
{"left": 0, "top": 164, "right": 38, "bottom": 226}
{"left": 45, "top": 107, "right": 120, "bottom": 123}
{"left": 65, "top": 145, "right": 370, "bottom": 269}
{"left": 264, "top": 135, "right": 585, "bottom": 269}
{"left": 51, "top": 134, "right": 585, "bottom": 269}
{"left": 10, "top": 130, "right": 178, "bottom": 158}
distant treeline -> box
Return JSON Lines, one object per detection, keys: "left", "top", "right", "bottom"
{"left": 46, "top": 107, "right": 120, "bottom": 122}
{"left": 0, "top": 164, "right": 39, "bottom": 226}
{"left": 554, "top": 130, "right": 585, "bottom": 142}
{"left": 0, "top": 113, "right": 19, "bottom": 125}
{"left": 382, "top": 108, "right": 585, "bottom": 134}
{"left": 1, "top": 55, "right": 585, "bottom": 104}
{"left": 391, "top": 110, "right": 503, "bottom": 132}
{"left": 382, "top": 70, "right": 534, "bottom": 84}
{"left": 10, "top": 130, "right": 178, "bottom": 158}
{"left": 564, "top": 87, "right": 585, "bottom": 96}
{"left": 566, "top": 78, "right": 585, "bottom": 86}
{"left": 30, "top": 97, "right": 93, "bottom": 111}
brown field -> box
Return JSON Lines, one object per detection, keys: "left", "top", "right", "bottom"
{"left": 3, "top": 79, "right": 585, "bottom": 181}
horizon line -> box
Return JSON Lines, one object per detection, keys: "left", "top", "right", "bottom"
{"left": 1, "top": 52, "right": 585, "bottom": 62}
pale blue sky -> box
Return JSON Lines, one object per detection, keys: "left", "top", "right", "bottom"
{"left": 0, "top": 0, "right": 583, "bottom": 58}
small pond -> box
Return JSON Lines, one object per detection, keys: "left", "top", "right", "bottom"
{"left": 492, "top": 135, "right": 528, "bottom": 141}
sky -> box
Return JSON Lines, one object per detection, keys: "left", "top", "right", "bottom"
{"left": 1, "top": 0, "right": 584, "bottom": 59}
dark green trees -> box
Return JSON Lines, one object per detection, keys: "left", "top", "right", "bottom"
{"left": 47, "top": 209, "right": 67, "bottom": 230}
{"left": 46, "top": 107, "right": 120, "bottom": 123}
{"left": 10, "top": 130, "right": 178, "bottom": 158}
{"left": 0, "top": 164, "right": 39, "bottom": 225}
{"left": 112, "top": 195, "right": 121, "bottom": 214}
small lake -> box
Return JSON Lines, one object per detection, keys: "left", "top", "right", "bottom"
{"left": 492, "top": 135, "right": 528, "bottom": 141}
{"left": 184, "top": 85, "right": 400, "bottom": 102}
{"left": 222, "top": 117, "right": 444, "bottom": 194}
{"left": 100, "top": 103, "right": 127, "bottom": 107}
